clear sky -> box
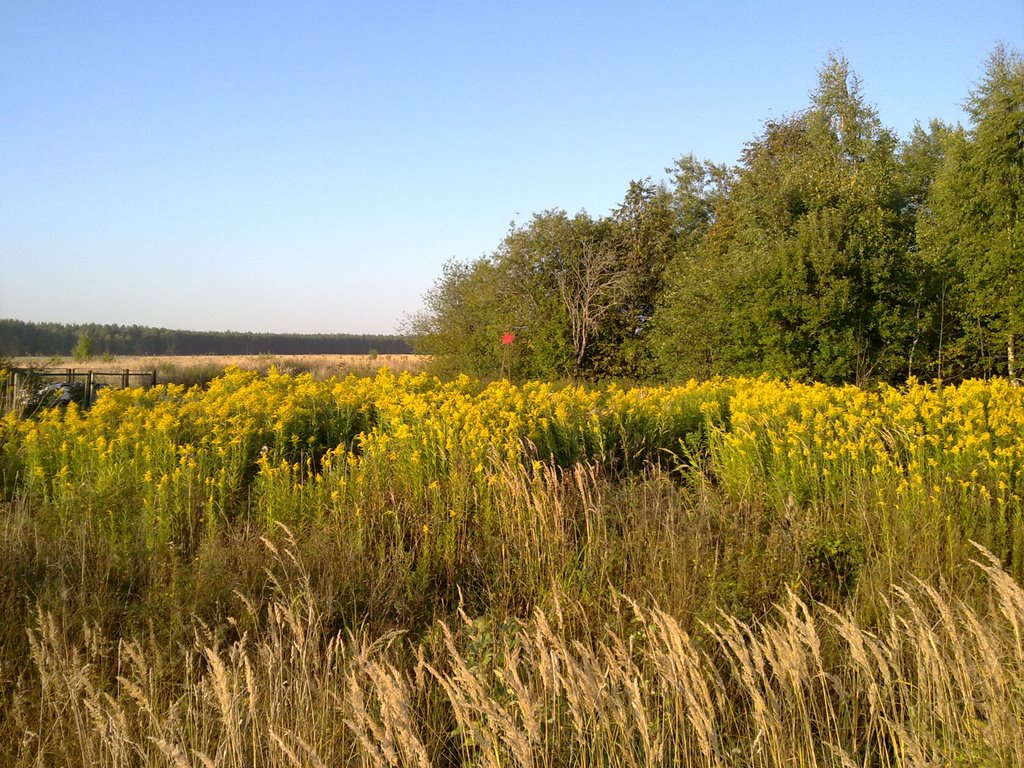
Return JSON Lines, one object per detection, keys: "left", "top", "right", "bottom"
{"left": 2, "top": 1, "right": 1021, "bottom": 335}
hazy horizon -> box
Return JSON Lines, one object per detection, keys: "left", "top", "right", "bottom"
{"left": 1, "top": 317, "right": 413, "bottom": 339}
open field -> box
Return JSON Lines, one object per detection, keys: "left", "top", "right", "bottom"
{"left": 10, "top": 352, "right": 428, "bottom": 372}
{"left": 10, "top": 353, "right": 429, "bottom": 382}
{"left": 1, "top": 370, "right": 1023, "bottom": 765}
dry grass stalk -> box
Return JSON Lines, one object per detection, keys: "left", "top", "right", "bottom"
{"left": 14, "top": 542, "right": 1024, "bottom": 768}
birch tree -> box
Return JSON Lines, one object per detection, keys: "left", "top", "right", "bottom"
{"left": 552, "top": 233, "right": 632, "bottom": 376}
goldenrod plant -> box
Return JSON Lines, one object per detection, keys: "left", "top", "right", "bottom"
{"left": 1, "top": 368, "right": 1023, "bottom": 765}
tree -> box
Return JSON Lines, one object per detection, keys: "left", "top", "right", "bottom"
{"left": 553, "top": 231, "right": 631, "bottom": 376}
{"left": 767, "top": 56, "right": 923, "bottom": 383}
{"left": 500, "top": 210, "right": 629, "bottom": 379}
{"left": 921, "top": 46, "right": 1024, "bottom": 379}
{"left": 900, "top": 120, "right": 961, "bottom": 377}
{"left": 408, "top": 258, "right": 516, "bottom": 379}
{"left": 73, "top": 332, "right": 93, "bottom": 362}
{"left": 412, "top": 206, "right": 656, "bottom": 381}
{"left": 589, "top": 179, "right": 683, "bottom": 377}
{"left": 649, "top": 156, "right": 743, "bottom": 379}
{"left": 409, "top": 214, "right": 580, "bottom": 380}
{"left": 654, "top": 54, "right": 925, "bottom": 384}
{"left": 902, "top": 120, "right": 958, "bottom": 213}
{"left": 921, "top": 45, "right": 1024, "bottom": 378}
{"left": 667, "top": 154, "right": 734, "bottom": 240}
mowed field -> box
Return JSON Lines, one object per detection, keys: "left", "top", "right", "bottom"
{"left": 11, "top": 353, "right": 429, "bottom": 379}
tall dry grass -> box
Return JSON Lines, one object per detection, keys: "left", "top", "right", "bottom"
{"left": 8, "top": 534, "right": 1022, "bottom": 767}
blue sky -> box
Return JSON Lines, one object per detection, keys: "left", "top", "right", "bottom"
{"left": 2, "top": 2, "right": 1021, "bottom": 335}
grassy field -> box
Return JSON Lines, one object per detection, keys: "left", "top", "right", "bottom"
{"left": 1, "top": 370, "right": 1022, "bottom": 766}
{"left": 10, "top": 353, "right": 428, "bottom": 384}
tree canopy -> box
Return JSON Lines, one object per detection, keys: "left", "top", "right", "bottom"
{"left": 919, "top": 45, "right": 1024, "bottom": 379}
{"left": 413, "top": 48, "right": 1024, "bottom": 384}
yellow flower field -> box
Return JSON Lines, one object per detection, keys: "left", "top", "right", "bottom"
{"left": 3, "top": 369, "right": 1024, "bottom": 766}
{"left": 3, "top": 369, "right": 1022, "bottom": 581}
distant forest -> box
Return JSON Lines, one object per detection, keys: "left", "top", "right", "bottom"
{"left": 411, "top": 49, "right": 1024, "bottom": 385}
{"left": 0, "top": 319, "right": 412, "bottom": 357}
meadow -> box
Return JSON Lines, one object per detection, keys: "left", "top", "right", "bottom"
{"left": 1, "top": 368, "right": 1022, "bottom": 766}
{"left": 10, "top": 354, "right": 428, "bottom": 388}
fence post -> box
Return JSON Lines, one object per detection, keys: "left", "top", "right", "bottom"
{"left": 122, "top": 369, "right": 129, "bottom": 388}
{"left": 87, "top": 371, "right": 95, "bottom": 407}
{"left": 151, "top": 370, "right": 157, "bottom": 387}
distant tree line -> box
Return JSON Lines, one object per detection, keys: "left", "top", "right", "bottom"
{"left": 410, "top": 48, "right": 1023, "bottom": 385}
{"left": 0, "top": 320, "right": 412, "bottom": 357}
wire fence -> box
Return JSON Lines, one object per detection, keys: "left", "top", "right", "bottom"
{"left": 2, "top": 368, "right": 157, "bottom": 415}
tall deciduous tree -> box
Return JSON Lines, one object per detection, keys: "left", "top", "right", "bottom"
{"left": 408, "top": 258, "right": 510, "bottom": 378}
{"left": 921, "top": 45, "right": 1024, "bottom": 379}
{"left": 411, "top": 210, "right": 621, "bottom": 380}
{"left": 553, "top": 230, "right": 631, "bottom": 376}
{"left": 414, "top": 199, "right": 670, "bottom": 381}
{"left": 901, "top": 120, "right": 961, "bottom": 377}
{"left": 593, "top": 179, "right": 681, "bottom": 377}
{"left": 654, "top": 54, "right": 924, "bottom": 384}
{"left": 649, "top": 156, "right": 741, "bottom": 379}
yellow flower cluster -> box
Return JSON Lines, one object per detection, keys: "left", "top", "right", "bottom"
{"left": 712, "top": 377, "right": 1024, "bottom": 570}
{"left": 2, "top": 370, "right": 1020, "bottom": 572}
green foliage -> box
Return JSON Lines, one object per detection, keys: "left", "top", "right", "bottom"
{"left": 412, "top": 210, "right": 636, "bottom": 380}
{"left": 412, "top": 47, "right": 1022, "bottom": 388}
{"left": 409, "top": 256, "right": 554, "bottom": 379}
{"left": 590, "top": 179, "right": 682, "bottom": 378}
{"left": 919, "top": 45, "right": 1024, "bottom": 379}
{"left": 72, "top": 332, "right": 92, "bottom": 362}
{"left": 805, "top": 532, "right": 864, "bottom": 602}
{"left": 654, "top": 55, "right": 931, "bottom": 384}
{"left": 416, "top": 181, "right": 709, "bottom": 381}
